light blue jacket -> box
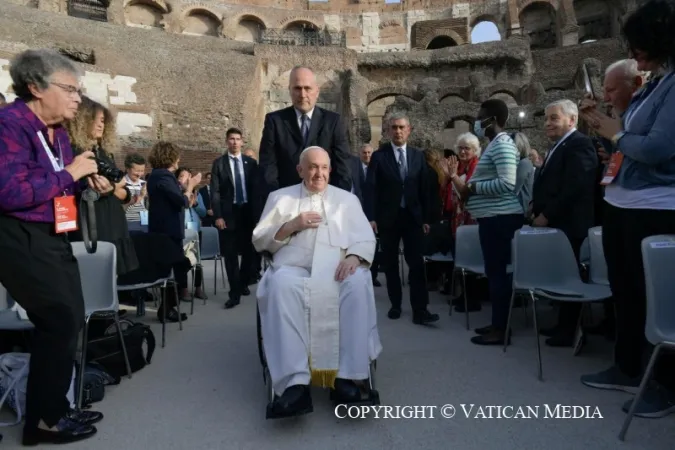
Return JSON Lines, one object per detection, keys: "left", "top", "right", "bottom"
{"left": 185, "top": 192, "right": 206, "bottom": 231}
{"left": 615, "top": 71, "right": 675, "bottom": 189}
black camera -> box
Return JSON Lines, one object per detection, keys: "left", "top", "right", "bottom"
{"left": 95, "top": 158, "right": 125, "bottom": 183}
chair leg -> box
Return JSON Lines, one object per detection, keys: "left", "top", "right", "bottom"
{"left": 530, "top": 291, "right": 543, "bottom": 381}
{"left": 113, "top": 313, "right": 132, "bottom": 379}
{"left": 190, "top": 267, "right": 195, "bottom": 316}
{"left": 448, "top": 269, "right": 456, "bottom": 317}
{"left": 461, "top": 270, "right": 469, "bottom": 330}
{"left": 76, "top": 316, "right": 90, "bottom": 410}
{"left": 618, "top": 343, "right": 662, "bottom": 441}
{"left": 200, "top": 264, "right": 207, "bottom": 305}
{"left": 161, "top": 282, "right": 167, "bottom": 348}
{"left": 220, "top": 258, "right": 227, "bottom": 289}
{"left": 503, "top": 290, "right": 516, "bottom": 353}
{"left": 174, "top": 280, "right": 183, "bottom": 331}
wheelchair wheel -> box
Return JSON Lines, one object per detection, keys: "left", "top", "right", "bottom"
{"left": 256, "top": 303, "right": 266, "bottom": 369}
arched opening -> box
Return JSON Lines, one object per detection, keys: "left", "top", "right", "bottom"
{"left": 471, "top": 21, "right": 501, "bottom": 43}
{"left": 125, "top": 0, "right": 165, "bottom": 28}
{"left": 183, "top": 10, "right": 220, "bottom": 36}
{"left": 426, "top": 35, "right": 458, "bottom": 50}
{"left": 489, "top": 92, "right": 518, "bottom": 107}
{"left": 442, "top": 118, "right": 472, "bottom": 150}
{"left": 573, "top": 0, "right": 613, "bottom": 42}
{"left": 519, "top": 1, "right": 558, "bottom": 49}
{"left": 440, "top": 95, "right": 465, "bottom": 105}
{"left": 284, "top": 20, "right": 319, "bottom": 32}
{"left": 236, "top": 15, "right": 265, "bottom": 42}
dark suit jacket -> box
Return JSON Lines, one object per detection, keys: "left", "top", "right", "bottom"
{"left": 258, "top": 106, "right": 351, "bottom": 193}
{"left": 198, "top": 185, "right": 214, "bottom": 226}
{"left": 349, "top": 154, "right": 366, "bottom": 204}
{"left": 532, "top": 130, "right": 598, "bottom": 239}
{"left": 210, "top": 153, "right": 262, "bottom": 230}
{"left": 146, "top": 168, "right": 188, "bottom": 241}
{"left": 363, "top": 144, "right": 430, "bottom": 227}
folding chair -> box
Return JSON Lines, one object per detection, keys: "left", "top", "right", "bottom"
{"left": 0, "top": 284, "right": 34, "bottom": 348}
{"left": 200, "top": 226, "right": 227, "bottom": 295}
{"left": 504, "top": 228, "right": 611, "bottom": 381}
{"left": 619, "top": 235, "right": 675, "bottom": 441}
{"left": 71, "top": 242, "right": 132, "bottom": 410}
{"left": 579, "top": 236, "right": 590, "bottom": 272}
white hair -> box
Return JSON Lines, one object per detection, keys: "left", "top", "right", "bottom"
{"left": 512, "top": 132, "right": 531, "bottom": 159}
{"left": 299, "top": 146, "right": 330, "bottom": 166}
{"left": 455, "top": 132, "right": 482, "bottom": 157}
{"left": 546, "top": 99, "right": 578, "bottom": 119}
{"left": 605, "top": 59, "right": 645, "bottom": 86}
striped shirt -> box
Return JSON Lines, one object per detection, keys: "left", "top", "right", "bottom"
{"left": 124, "top": 175, "right": 147, "bottom": 222}
{"left": 465, "top": 132, "right": 522, "bottom": 219}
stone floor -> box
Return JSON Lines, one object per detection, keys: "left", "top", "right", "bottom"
{"left": 1, "top": 265, "right": 674, "bottom": 449}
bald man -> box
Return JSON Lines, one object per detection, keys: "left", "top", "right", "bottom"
{"left": 254, "top": 146, "right": 381, "bottom": 418}
{"left": 258, "top": 66, "right": 351, "bottom": 194}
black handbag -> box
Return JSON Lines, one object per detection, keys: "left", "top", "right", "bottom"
{"left": 85, "top": 318, "right": 156, "bottom": 379}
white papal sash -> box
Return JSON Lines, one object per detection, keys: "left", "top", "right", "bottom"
{"left": 304, "top": 223, "right": 341, "bottom": 388}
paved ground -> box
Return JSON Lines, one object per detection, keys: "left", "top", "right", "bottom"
{"left": 1, "top": 264, "right": 674, "bottom": 449}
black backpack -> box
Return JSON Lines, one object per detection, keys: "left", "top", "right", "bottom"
{"left": 85, "top": 317, "right": 156, "bottom": 379}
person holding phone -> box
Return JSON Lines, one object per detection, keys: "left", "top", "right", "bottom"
{"left": 578, "top": 0, "right": 675, "bottom": 418}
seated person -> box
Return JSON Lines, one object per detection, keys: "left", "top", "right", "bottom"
{"left": 253, "top": 146, "right": 382, "bottom": 417}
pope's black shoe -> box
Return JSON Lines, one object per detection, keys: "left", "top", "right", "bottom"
{"left": 267, "top": 384, "right": 313, "bottom": 419}
{"left": 331, "top": 378, "right": 362, "bottom": 403}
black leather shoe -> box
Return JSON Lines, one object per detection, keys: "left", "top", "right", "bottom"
{"left": 242, "top": 287, "right": 251, "bottom": 296}
{"left": 471, "top": 330, "right": 511, "bottom": 346}
{"left": 225, "top": 299, "right": 240, "bottom": 309}
{"left": 23, "top": 417, "right": 97, "bottom": 446}
{"left": 157, "top": 308, "right": 187, "bottom": 323}
{"left": 413, "top": 309, "right": 439, "bottom": 325}
{"left": 372, "top": 278, "right": 381, "bottom": 287}
{"left": 267, "top": 384, "right": 313, "bottom": 419}
{"left": 332, "top": 378, "right": 361, "bottom": 403}
{"left": 474, "top": 325, "right": 494, "bottom": 335}
{"left": 387, "top": 308, "right": 401, "bottom": 319}
{"left": 66, "top": 409, "right": 103, "bottom": 425}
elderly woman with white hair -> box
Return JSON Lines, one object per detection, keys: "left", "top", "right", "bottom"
{"left": 444, "top": 132, "right": 481, "bottom": 237}
{"left": 0, "top": 49, "right": 108, "bottom": 444}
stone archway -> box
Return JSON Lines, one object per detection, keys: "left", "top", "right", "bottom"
{"left": 519, "top": 0, "right": 559, "bottom": 49}
{"left": 124, "top": 0, "right": 168, "bottom": 28}
{"left": 418, "top": 29, "right": 465, "bottom": 50}
{"left": 181, "top": 7, "right": 222, "bottom": 37}
{"left": 236, "top": 14, "right": 266, "bottom": 42}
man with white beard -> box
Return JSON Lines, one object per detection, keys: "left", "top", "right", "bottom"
{"left": 253, "top": 146, "right": 382, "bottom": 418}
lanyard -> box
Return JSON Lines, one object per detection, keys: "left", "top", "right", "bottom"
{"left": 624, "top": 71, "right": 674, "bottom": 130}
{"left": 37, "top": 130, "right": 64, "bottom": 172}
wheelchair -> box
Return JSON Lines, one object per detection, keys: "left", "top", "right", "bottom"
{"left": 256, "top": 253, "right": 380, "bottom": 419}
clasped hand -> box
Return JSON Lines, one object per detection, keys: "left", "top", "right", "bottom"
{"left": 292, "top": 211, "right": 323, "bottom": 232}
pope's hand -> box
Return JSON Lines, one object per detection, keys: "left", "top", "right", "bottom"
{"left": 335, "top": 255, "right": 361, "bottom": 282}
{"left": 293, "top": 211, "right": 322, "bottom": 232}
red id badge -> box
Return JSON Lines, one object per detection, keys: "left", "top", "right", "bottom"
{"left": 54, "top": 195, "right": 79, "bottom": 234}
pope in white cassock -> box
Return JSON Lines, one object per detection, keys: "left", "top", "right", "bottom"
{"left": 253, "top": 146, "right": 382, "bottom": 418}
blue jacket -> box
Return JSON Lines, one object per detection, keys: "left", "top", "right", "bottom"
{"left": 615, "top": 71, "right": 675, "bottom": 189}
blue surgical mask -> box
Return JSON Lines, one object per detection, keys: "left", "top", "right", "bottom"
{"left": 473, "top": 120, "right": 485, "bottom": 138}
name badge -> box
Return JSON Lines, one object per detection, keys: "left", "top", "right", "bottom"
{"left": 54, "top": 196, "right": 78, "bottom": 234}
{"left": 600, "top": 152, "right": 624, "bottom": 185}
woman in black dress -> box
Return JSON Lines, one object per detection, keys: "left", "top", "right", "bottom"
{"left": 67, "top": 96, "right": 139, "bottom": 275}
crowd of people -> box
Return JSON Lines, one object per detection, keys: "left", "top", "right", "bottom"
{"left": 0, "top": 0, "right": 674, "bottom": 445}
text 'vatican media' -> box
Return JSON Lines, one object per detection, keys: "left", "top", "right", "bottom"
{"left": 334, "top": 404, "right": 604, "bottom": 420}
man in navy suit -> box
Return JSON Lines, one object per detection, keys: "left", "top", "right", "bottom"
{"left": 258, "top": 66, "right": 351, "bottom": 194}
{"left": 363, "top": 113, "right": 438, "bottom": 325}
{"left": 350, "top": 144, "right": 381, "bottom": 286}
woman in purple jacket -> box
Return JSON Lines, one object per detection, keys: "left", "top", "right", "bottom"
{"left": 0, "top": 49, "right": 110, "bottom": 445}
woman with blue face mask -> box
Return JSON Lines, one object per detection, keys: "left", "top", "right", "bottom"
{"left": 448, "top": 99, "right": 524, "bottom": 346}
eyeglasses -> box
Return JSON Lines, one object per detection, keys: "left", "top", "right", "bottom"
{"left": 51, "top": 82, "right": 83, "bottom": 97}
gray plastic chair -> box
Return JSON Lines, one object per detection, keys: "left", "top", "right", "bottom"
{"left": 587, "top": 226, "right": 608, "bottom": 285}
{"left": 71, "top": 242, "right": 132, "bottom": 410}
{"left": 0, "top": 284, "right": 34, "bottom": 333}
{"left": 619, "top": 235, "right": 675, "bottom": 441}
{"left": 504, "top": 227, "right": 612, "bottom": 380}
{"left": 199, "top": 226, "right": 227, "bottom": 295}
{"left": 450, "top": 225, "right": 483, "bottom": 329}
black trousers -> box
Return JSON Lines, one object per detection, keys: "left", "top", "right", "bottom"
{"left": 219, "top": 210, "right": 253, "bottom": 300}
{"left": 379, "top": 208, "right": 428, "bottom": 311}
{"left": 603, "top": 202, "right": 675, "bottom": 389}
{"left": 554, "top": 235, "right": 585, "bottom": 332}
{"left": 0, "top": 216, "right": 84, "bottom": 429}
{"left": 370, "top": 244, "right": 380, "bottom": 281}
{"left": 163, "top": 237, "right": 200, "bottom": 309}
